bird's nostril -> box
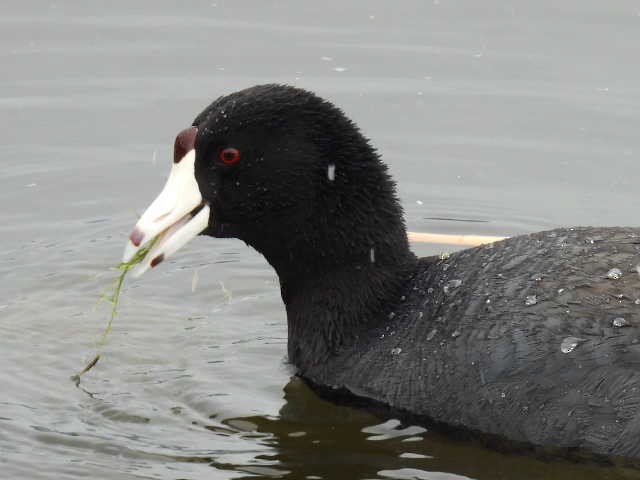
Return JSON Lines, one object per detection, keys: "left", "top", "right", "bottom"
{"left": 154, "top": 210, "right": 171, "bottom": 223}
{"left": 174, "top": 126, "right": 198, "bottom": 163}
{"left": 150, "top": 254, "right": 165, "bottom": 268}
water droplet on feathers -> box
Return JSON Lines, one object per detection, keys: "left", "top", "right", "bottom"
{"left": 443, "top": 279, "right": 462, "bottom": 294}
{"left": 613, "top": 317, "right": 630, "bottom": 328}
{"left": 607, "top": 268, "right": 623, "bottom": 280}
{"left": 561, "top": 337, "right": 586, "bottom": 353}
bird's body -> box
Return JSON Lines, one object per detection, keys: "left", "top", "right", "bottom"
{"left": 304, "top": 227, "right": 640, "bottom": 462}
{"left": 124, "top": 84, "right": 640, "bottom": 463}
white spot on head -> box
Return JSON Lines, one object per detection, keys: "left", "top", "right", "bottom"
{"left": 327, "top": 163, "right": 336, "bottom": 181}
{"left": 333, "top": 66, "right": 347, "bottom": 72}
{"left": 416, "top": 200, "right": 423, "bottom": 205}
{"left": 443, "top": 279, "right": 462, "bottom": 294}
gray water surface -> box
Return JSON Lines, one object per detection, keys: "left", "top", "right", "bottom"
{"left": 2, "top": 1, "right": 640, "bottom": 479}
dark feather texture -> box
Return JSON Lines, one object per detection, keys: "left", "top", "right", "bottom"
{"left": 190, "top": 84, "right": 640, "bottom": 463}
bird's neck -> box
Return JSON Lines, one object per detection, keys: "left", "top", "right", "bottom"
{"left": 272, "top": 222, "right": 418, "bottom": 374}
{"left": 240, "top": 135, "right": 418, "bottom": 371}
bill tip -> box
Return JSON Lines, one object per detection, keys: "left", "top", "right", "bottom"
{"left": 129, "top": 227, "right": 144, "bottom": 247}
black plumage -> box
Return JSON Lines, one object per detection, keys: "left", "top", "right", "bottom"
{"left": 187, "top": 84, "right": 640, "bottom": 463}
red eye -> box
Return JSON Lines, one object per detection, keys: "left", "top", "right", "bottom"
{"left": 220, "top": 147, "right": 241, "bottom": 164}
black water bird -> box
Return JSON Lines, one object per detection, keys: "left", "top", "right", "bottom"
{"left": 123, "top": 84, "right": 640, "bottom": 463}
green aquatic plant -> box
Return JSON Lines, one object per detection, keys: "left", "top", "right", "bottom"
{"left": 72, "top": 237, "right": 158, "bottom": 385}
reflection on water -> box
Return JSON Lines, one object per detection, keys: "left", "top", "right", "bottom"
{"left": 172, "top": 378, "right": 636, "bottom": 480}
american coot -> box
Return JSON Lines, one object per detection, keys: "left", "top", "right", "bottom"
{"left": 123, "top": 84, "right": 640, "bottom": 463}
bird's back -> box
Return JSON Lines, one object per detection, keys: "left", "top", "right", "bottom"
{"left": 314, "top": 227, "right": 640, "bottom": 461}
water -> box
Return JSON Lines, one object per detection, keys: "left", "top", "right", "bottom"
{"left": 2, "top": 1, "right": 640, "bottom": 479}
